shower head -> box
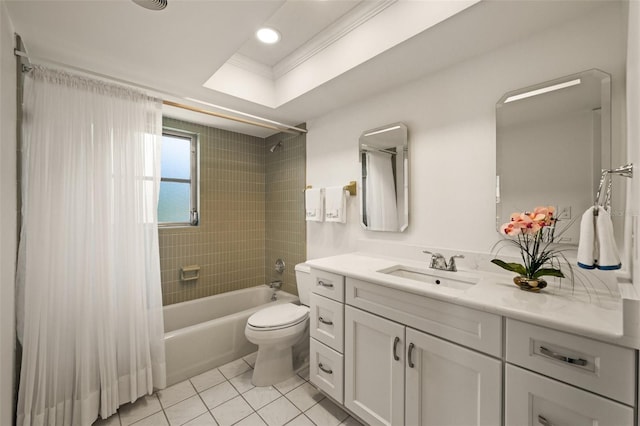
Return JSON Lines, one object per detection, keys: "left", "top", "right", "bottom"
{"left": 269, "top": 141, "right": 283, "bottom": 153}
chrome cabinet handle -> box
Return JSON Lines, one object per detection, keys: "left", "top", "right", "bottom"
{"left": 318, "top": 280, "right": 334, "bottom": 288}
{"left": 393, "top": 336, "right": 400, "bottom": 361}
{"left": 318, "top": 363, "right": 333, "bottom": 374}
{"left": 538, "top": 415, "right": 552, "bottom": 426}
{"left": 318, "top": 316, "right": 333, "bottom": 326}
{"left": 407, "top": 343, "right": 415, "bottom": 368}
{"left": 539, "top": 346, "right": 588, "bottom": 367}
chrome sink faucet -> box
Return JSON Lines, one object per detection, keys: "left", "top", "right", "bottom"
{"left": 422, "top": 251, "right": 464, "bottom": 272}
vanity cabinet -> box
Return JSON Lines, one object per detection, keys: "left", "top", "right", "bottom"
{"left": 505, "top": 319, "right": 635, "bottom": 426}
{"left": 309, "top": 269, "right": 346, "bottom": 403}
{"left": 505, "top": 364, "right": 634, "bottom": 426}
{"left": 344, "top": 305, "right": 502, "bottom": 426}
{"left": 344, "top": 306, "right": 405, "bottom": 426}
{"left": 308, "top": 265, "right": 638, "bottom": 426}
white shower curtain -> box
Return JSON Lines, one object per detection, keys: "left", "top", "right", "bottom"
{"left": 16, "top": 66, "right": 166, "bottom": 425}
{"left": 365, "top": 151, "right": 398, "bottom": 231}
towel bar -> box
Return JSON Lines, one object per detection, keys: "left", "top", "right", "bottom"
{"left": 305, "top": 181, "right": 357, "bottom": 196}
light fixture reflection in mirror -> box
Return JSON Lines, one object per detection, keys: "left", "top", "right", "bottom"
{"left": 359, "top": 122, "right": 408, "bottom": 232}
{"left": 495, "top": 69, "right": 612, "bottom": 245}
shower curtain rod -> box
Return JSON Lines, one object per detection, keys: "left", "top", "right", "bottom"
{"left": 14, "top": 49, "right": 306, "bottom": 135}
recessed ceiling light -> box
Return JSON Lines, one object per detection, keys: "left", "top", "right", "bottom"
{"left": 256, "top": 27, "right": 281, "bottom": 44}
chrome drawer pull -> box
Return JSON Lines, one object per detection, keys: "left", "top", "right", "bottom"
{"left": 318, "top": 280, "right": 334, "bottom": 288}
{"left": 408, "top": 343, "right": 415, "bottom": 368}
{"left": 538, "top": 415, "right": 552, "bottom": 426}
{"left": 318, "top": 316, "right": 333, "bottom": 326}
{"left": 393, "top": 336, "right": 400, "bottom": 361}
{"left": 318, "top": 363, "right": 333, "bottom": 374}
{"left": 539, "top": 346, "right": 588, "bottom": 366}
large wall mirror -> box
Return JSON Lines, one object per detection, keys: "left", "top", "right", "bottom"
{"left": 496, "top": 69, "right": 612, "bottom": 244}
{"left": 359, "top": 122, "right": 408, "bottom": 232}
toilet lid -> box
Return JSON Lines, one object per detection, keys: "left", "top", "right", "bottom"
{"left": 247, "top": 303, "right": 309, "bottom": 329}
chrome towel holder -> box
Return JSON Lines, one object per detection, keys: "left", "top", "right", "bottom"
{"left": 594, "top": 163, "right": 633, "bottom": 215}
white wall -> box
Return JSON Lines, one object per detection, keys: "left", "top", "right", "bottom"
{"left": 306, "top": 2, "right": 628, "bottom": 261}
{"left": 0, "top": 1, "right": 17, "bottom": 424}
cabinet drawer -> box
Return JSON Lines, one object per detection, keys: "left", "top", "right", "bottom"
{"left": 311, "top": 269, "right": 345, "bottom": 302}
{"left": 310, "top": 338, "right": 344, "bottom": 404}
{"left": 346, "top": 277, "right": 502, "bottom": 357}
{"left": 506, "top": 364, "right": 633, "bottom": 426}
{"left": 506, "top": 319, "right": 635, "bottom": 405}
{"left": 310, "top": 293, "right": 344, "bottom": 352}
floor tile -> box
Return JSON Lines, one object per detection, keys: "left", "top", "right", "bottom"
{"left": 164, "top": 395, "right": 208, "bottom": 425}
{"left": 284, "top": 414, "right": 314, "bottom": 426}
{"left": 229, "top": 370, "right": 255, "bottom": 394}
{"left": 182, "top": 412, "right": 219, "bottom": 426}
{"left": 93, "top": 413, "right": 121, "bottom": 426}
{"left": 274, "top": 374, "right": 305, "bottom": 395}
{"left": 158, "top": 380, "right": 197, "bottom": 409}
{"left": 339, "top": 416, "right": 364, "bottom": 426}
{"left": 296, "top": 367, "right": 310, "bottom": 381}
{"left": 243, "top": 352, "right": 258, "bottom": 368}
{"left": 219, "top": 358, "right": 252, "bottom": 380}
{"left": 242, "top": 386, "right": 282, "bottom": 410}
{"left": 119, "top": 394, "right": 163, "bottom": 426}
{"left": 190, "top": 368, "right": 227, "bottom": 393}
{"left": 284, "top": 382, "right": 323, "bottom": 412}
{"left": 200, "top": 381, "right": 240, "bottom": 409}
{"left": 257, "top": 396, "right": 301, "bottom": 426}
{"left": 304, "top": 398, "right": 349, "bottom": 426}
{"left": 130, "top": 411, "right": 169, "bottom": 426}
{"left": 211, "top": 395, "right": 254, "bottom": 426}
{"left": 235, "top": 412, "right": 268, "bottom": 426}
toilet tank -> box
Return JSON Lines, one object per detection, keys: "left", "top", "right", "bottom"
{"left": 294, "top": 263, "right": 312, "bottom": 306}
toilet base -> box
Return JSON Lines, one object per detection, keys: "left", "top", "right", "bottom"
{"left": 251, "top": 345, "right": 294, "bottom": 387}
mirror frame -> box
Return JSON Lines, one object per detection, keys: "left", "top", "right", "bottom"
{"left": 359, "top": 122, "right": 409, "bottom": 232}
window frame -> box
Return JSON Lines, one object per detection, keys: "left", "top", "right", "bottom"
{"left": 158, "top": 127, "right": 199, "bottom": 227}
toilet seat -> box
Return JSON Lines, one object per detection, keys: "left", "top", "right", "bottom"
{"left": 247, "top": 303, "right": 309, "bottom": 331}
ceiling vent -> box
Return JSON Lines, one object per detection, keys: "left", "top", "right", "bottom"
{"left": 132, "top": 0, "right": 167, "bottom": 11}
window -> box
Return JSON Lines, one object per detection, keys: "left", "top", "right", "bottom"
{"left": 158, "top": 129, "right": 198, "bottom": 226}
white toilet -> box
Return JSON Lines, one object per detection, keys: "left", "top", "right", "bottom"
{"left": 245, "top": 263, "right": 312, "bottom": 386}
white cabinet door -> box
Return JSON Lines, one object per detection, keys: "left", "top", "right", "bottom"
{"left": 344, "top": 306, "right": 405, "bottom": 426}
{"left": 405, "top": 328, "right": 502, "bottom": 426}
{"left": 505, "top": 364, "right": 634, "bottom": 426}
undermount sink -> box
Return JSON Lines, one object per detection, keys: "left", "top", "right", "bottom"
{"left": 378, "top": 265, "right": 479, "bottom": 291}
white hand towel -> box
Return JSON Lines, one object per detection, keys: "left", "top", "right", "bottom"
{"left": 325, "top": 186, "right": 347, "bottom": 223}
{"left": 305, "top": 188, "right": 324, "bottom": 222}
{"left": 595, "top": 207, "right": 621, "bottom": 270}
{"left": 577, "top": 206, "right": 596, "bottom": 269}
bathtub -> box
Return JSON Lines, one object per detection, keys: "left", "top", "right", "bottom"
{"left": 163, "top": 285, "right": 298, "bottom": 386}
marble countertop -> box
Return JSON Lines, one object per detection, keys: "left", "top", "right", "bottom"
{"left": 306, "top": 252, "right": 640, "bottom": 349}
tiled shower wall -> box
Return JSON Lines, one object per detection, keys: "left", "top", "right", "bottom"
{"left": 265, "top": 129, "right": 307, "bottom": 295}
{"left": 159, "top": 118, "right": 306, "bottom": 305}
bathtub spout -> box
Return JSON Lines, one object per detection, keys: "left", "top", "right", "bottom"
{"left": 269, "top": 280, "right": 282, "bottom": 289}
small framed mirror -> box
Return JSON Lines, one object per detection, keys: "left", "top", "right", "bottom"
{"left": 359, "top": 122, "right": 408, "bottom": 232}
{"left": 496, "top": 69, "right": 612, "bottom": 244}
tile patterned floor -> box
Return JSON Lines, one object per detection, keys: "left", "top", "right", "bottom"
{"left": 93, "top": 352, "right": 363, "bottom": 426}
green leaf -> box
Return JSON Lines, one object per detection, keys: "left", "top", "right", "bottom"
{"left": 491, "top": 259, "right": 527, "bottom": 275}
{"left": 532, "top": 268, "right": 565, "bottom": 279}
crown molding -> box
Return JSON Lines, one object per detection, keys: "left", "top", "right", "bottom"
{"left": 219, "top": 1, "right": 396, "bottom": 84}
{"left": 227, "top": 53, "right": 275, "bottom": 80}
{"left": 272, "top": 0, "right": 397, "bottom": 79}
